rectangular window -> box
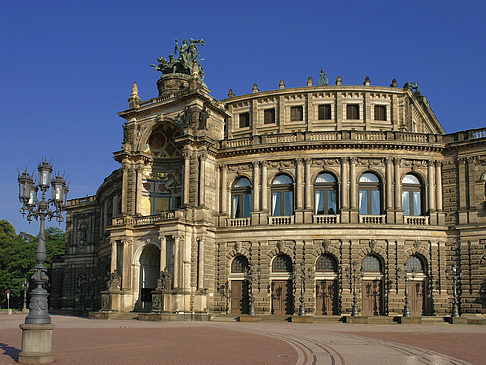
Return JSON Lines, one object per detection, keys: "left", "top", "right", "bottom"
{"left": 346, "top": 104, "right": 359, "bottom": 119}
{"left": 318, "top": 104, "right": 332, "bottom": 120}
{"left": 239, "top": 112, "right": 250, "bottom": 128}
{"left": 264, "top": 108, "right": 276, "bottom": 124}
{"left": 374, "top": 105, "right": 386, "bottom": 121}
{"left": 328, "top": 190, "right": 337, "bottom": 214}
{"left": 290, "top": 106, "right": 303, "bottom": 121}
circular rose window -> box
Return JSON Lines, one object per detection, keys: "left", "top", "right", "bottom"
{"left": 148, "top": 132, "right": 166, "bottom": 150}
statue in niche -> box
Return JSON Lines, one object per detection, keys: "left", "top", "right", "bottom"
{"left": 156, "top": 268, "right": 172, "bottom": 290}
{"left": 107, "top": 270, "right": 121, "bottom": 291}
{"left": 198, "top": 106, "right": 209, "bottom": 129}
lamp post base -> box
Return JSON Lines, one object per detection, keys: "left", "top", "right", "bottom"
{"left": 18, "top": 323, "right": 54, "bottom": 364}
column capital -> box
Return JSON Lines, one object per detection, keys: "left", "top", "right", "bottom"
{"left": 121, "top": 238, "right": 132, "bottom": 246}
{"left": 295, "top": 158, "right": 304, "bottom": 165}
{"left": 349, "top": 157, "right": 357, "bottom": 164}
{"left": 393, "top": 157, "right": 401, "bottom": 165}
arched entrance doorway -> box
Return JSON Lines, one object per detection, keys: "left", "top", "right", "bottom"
{"left": 405, "top": 255, "right": 427, "bottom": 316}
{"left": 271, "top": 254, "right": 294, "bottom": 315}
{"left": 138, "top": 245, "right": 160, "bottom": 312}
{"left": 361, "top": 255, "right": 384, "bottom": 316}
{"left": 315, "top": 254, "right": 339, "bottom": 315}
{"left": 229, "top": 255, "right": 249, "bottom": 314}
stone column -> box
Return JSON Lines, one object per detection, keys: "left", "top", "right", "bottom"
{"left": 198, "top": 238, "right": 205, "bottom": 290}
{"left": 457, "top": 158, "right": 467, "bottom": 224}
{"left": 349, "top": 157, "right": 357, "bottom": 222}
{"left": 394, "top": 158, "right": 402, "bottom": 223}
{"left": 305, "top": 158, "right": 312, "bottom": 210}
{"left": 428, "top": 161, "right": 435, "bottom": 213}
{"left": 121, "top": 239, "right": 130, "bottom": 290}
{"left": 121, "top": 164, "right": 128, "bottom": 214}
{"left": 221, "top": 164, "right": 228, "bottom": 214}
{"left": 159, "top": 235, "right": 167, "bottom": 272}
{"left": 385, "top": 158, "right": 394, "bottom": 223}
{"left": 199, "top": 152, "right": 206, "bottom": 207}
{"left": 296, "top": 159, "right": 304, "bottom": 210}
{"left": 110, "top": 240, "right": 117, "bottom": 274}
{"left": 112, "top": 194, "right": 119, "bottom": 217}
{"left": 435, "top": 161, "right": 443, "bottom": 211}
{"left": 253, "top": 161, "right": 260, "bottom": 211}
{"left": 183, "top": 149, "right": 191, "bottom": 206}
{"left": 386, "top": 158, "right": 393, "bottom": 210}
{"left": 103, "top": 202, "right": 108, "bottom": 229}
{"left": 340, "top": 157, "right": 348, "bottom": 205}
{"left": 135, "top": 165, "right": 143, "bottom": 215}
{"left": 173, "top": 235, "right": 180, "bottom": 289}
{"left": 261, "top": 161, "right": 268, "bottom": 211}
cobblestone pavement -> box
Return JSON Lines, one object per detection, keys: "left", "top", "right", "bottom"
{"left": 1, "top": 313, "right": 485, "bottom": 364}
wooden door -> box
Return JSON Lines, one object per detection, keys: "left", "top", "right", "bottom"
{"left": 230, "top": 280, "right": 249, "bottom": 314}
{"left": 316, "top": 280, "right": 338, "bottom": 315}
{"left": 361, "top": 280, "right": 383, "bottom": 316}
{"left": 408, "top": 281, "right": 425, "bottom": 316}
{"left": 272, "top": 280, "right": 293, "bottom": 315}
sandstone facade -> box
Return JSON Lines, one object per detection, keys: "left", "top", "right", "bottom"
{"left": 50, "top": 70, "right": 486, "bottom": 318}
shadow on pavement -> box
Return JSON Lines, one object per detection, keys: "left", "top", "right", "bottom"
{"left": 0, "top": 343, "right": 20, "bottom": 361}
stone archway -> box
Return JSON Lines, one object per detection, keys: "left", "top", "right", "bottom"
{"left": 138, "top": 244, "right": 160, "bottom": 312}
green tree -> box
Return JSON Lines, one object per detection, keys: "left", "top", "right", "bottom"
{"left": 0, "top": 220, "right": 65, "bottom": 309}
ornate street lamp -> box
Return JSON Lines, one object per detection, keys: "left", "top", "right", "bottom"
{"left": 397, "top": 267, "right": 416, "bottom": 318}
{"left": 298, "top": 261, "right": 312, "bottom": 317}
{"left": 446, "top": 263, "right": 462, "bottom": 318}
{"left": 17, "top": 160, "right": 67, "bottom": 364}
{"left": 221, "top": 281, "right": 231, "bottom": 314}
{"left": 244, "top": 263, "right": 260, "bottom": 315}
{"left": 18, "top": 161, "right": 68, "bottom": 324}
{"left": 346, "top": 261, "right": 363, "bottom": 317}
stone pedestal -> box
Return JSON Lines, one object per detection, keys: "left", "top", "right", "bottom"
{"left": 18, "top": 323, "right": 55, "bottom": 364}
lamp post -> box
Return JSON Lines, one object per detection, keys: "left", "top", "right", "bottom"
{"left": 245, "top": 263, "right": 260, "bottom": 315}
{"left": 298, "top": 261, "right": 312, "bottom": 316}
{"left": 345, "top": 261, "right": 363, "bottom": 317}
{"left": 397, "top": 267, "right": 416, "bottom": 317}
{"left": 17, "top": 160, "right": 67, "bottom": 364}
{"left": 21, "top": 279, "right": 28, "bottom": 313}
{"left": 446, "top": 263, "right": 462, "bottom": 318}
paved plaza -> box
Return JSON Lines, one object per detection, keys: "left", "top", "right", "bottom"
{"left": 1, "top": 313, "right": 485, "bottom": 364}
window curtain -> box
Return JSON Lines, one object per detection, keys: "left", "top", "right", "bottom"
{"left": 413, "top": 191, "right": 421, "bottom": 216}
{"left": 232, "top": 195, "right": 239, "bottom": 218}
{"left": 359, "top": 191, "right": 367, "bottom": 214}
{"left": 315, "top": 191, "right": 321, "bottom": 214}
{"left": 272, "top": 192, "right": 278, "bottom": 215}
{"left": 371, "top": 190, "right": 380, "bottom": 215}
{"left": 328, "top": 190, "right": 336, "bottom": 214}
{"left": 402, "top": 191, "right": 410, "bottom": 216}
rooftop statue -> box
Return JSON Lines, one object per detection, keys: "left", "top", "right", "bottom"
{"left": 151, "top": 38, "right": 206, "bottom": 80}
{"left": 318, "top": 68, "right": 328, "bottom": 86}
{"left": 404, "top": 82, "right": 420, "bottom": 95}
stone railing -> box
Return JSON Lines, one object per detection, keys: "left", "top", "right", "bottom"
{"left": 359, "top": 214, "right": 386, "bottom": 224}
{"left": 444, "top": 127, "right": 486, "bottom": 143}
{"left": 67, "top": 195, "right": 96, "bottom": 206}
{"left": 313, "top": 214, "right": 340, "bottom": 224}
{"left": 268, "top": 216, "right": 294, "bottom": 225}
{"left": 111, "top": 211, "right": 176, "bottom": 227}
{"left": 221, "top": 130, "right": 439, "bottom": 149}
{"left": 226, "top": 217, "right": 251, "bottom": 227}
{"left": 404, "top": 216, "right": 429, "bottom": 225}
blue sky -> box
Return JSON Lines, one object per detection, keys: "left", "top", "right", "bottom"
{"left": 1, "top": 0, "right": 485, "bottom": 234}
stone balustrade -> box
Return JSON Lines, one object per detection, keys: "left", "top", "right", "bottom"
{"left": 226, "top": 217, "right": 251, "bottom": 227}
{"left": 313, "top": 214, "right": 340, "bottom": 224}
{"left": 268, "top": 216, "right": 294, "bottom": 225}
{"left": 359, "top": 214, "right": 386, "bottom": 224}
{"left": 404, "top": 215, "right": 429, "bottom": 225}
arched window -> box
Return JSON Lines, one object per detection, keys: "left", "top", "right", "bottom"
{"left": 362, "top": 255, "right": 382, "bottom": 273}
{"left": 402, "top": 174, "right": 423, "bottom": 216}
{"left": 271, "top": 174, "right": 294, "bottom": 216}
{"left": 405, "top": 255, "right": 425, "bottom": 273}
{"left": 316, "top": 254, "right": 338, "bottom": 272}
{"left": 314, "top": 173, "right": 338, "bottom": 214}
{"left": 359, "top": 173, "right": 381, "bottom": 215}
{"left": 231, "top": 177, "right": 252, "bottom": 218}
{"left": 272, "top": 254, "right": 293, "bottom": 272}
{"left": 231, "top": 255, "right": 249, "bottom": 273}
